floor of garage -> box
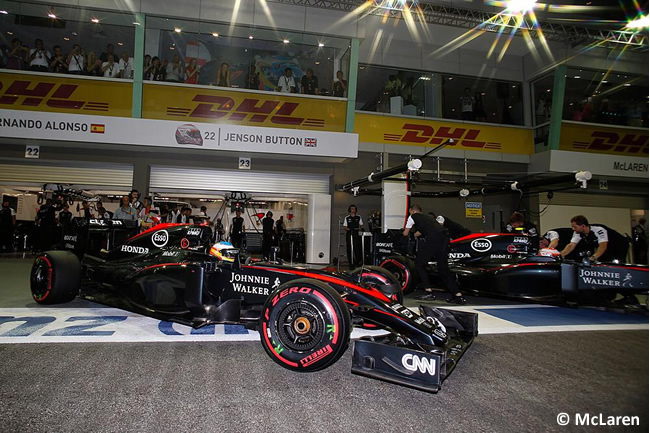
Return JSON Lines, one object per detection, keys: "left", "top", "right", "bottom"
{"left": 1, "top": 257, "right": 648, "bottom": 433}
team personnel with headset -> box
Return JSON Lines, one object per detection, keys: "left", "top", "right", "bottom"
{"left": 343, "top": 204, "right": 364, "bottom": 269}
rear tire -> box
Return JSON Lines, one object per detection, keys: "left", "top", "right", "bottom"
{"left": 260, "top": 278, "right": 351, "bottom": 372}
{"left": 379, "top": 255, "right": 415, "bottom": 294}
{"left": 30, "top": 251, "right": 80, "bottom": 304}
{"left": 350, "top": 266, "right": 403, "bottom": 304}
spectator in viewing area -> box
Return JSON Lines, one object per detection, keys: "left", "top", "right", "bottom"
{"left": 245, "top": 64, "right": 260, "bottom": 90}
{"left": 460, "top": 87, "right": 474, "bottom": 121}
{"left": 67, "top": 44, "right": 85, "bottom": 75}
{"left": 216, "top": 62, "right": 230, "bottom": 87}
{"left": 185, "top": 58, "right": 199, "bottom": 84}
{"left": 119, "top": 52, "right": 134, "bottom": 79}
{"left": 114, "top": 196, "right": 137, "bottom": 221}
{"left": 332, "top": 70, "right": 347, "bottom": 97}
{"left": 143, "top": 54, "right": 152, "bottom": 79}
{"left": 473, "top": 92, "right": 487, "bottom": 122}
{"left": 86, "top": 51, "right": 102, "bottom": 76}
{"left": 6, "top": 38, "right": 28, "bottom": 70}
{"left": 28, "top": 39, "right": 50, "bottom": 72}
{"left": 49, "top": 45, "right": 67, "bottom": 74}
{"left": 99, "top": 43, "right": 115, "bottom": 63}
{"left": 277, "top": 67, "right": 296, "bottom": 93}
{"left": 301, "top": 68, "right": 319, "bottom": 95}
{"left": 102, "top": 54, "right": 120, "bottom": 78}
{"left": 166, "top": 54, "right": 183, "bottom": 82}
{"left": 147, "top": 56, "right": 165, "bottom": 81}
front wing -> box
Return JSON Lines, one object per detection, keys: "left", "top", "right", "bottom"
{"left": 351, "top": 307, "right": 478, "bottom": 392}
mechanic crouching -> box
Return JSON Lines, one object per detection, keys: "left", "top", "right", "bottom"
{"left": 403, "top": 204, "right": 466, "bottom": 305}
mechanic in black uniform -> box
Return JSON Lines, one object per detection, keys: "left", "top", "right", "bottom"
{"left": 343, "top": 204, "right": 364, "bottom": 269}
{"left": 81, "top": 200, "right": 94, "bottom": 220}
{"left": 36, "top": 198, "right": 57, "bottom": 252}
{"left": 506, "top": 211, "right": 539, "bottom": 251}
{"left": 58, "top": 204, "right": 73, "bottom": 228}
{"left": 0, "top": 200, "right": 16, "bottom": 253}
{"left": 230, "top": 209, "right": 245, "bottom": 249}
{"left": 429, "top": 212, "right": 471, "bottom": 240}
{"left": 632, "top": 218, "right": 648, "bottom": 264}
{"left": 403, "top": 204, "right": 465, "bottom": 305}
{"left": 261, "top": 211, "right": 274, "bottom": 260}
{"left": 561, "top": 215, "right": 629, "bottom": 263}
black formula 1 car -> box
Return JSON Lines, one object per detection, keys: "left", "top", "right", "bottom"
{"left": 29, "top": 220, "right": 477, "bottom": 393}
{"left": 374, "top": 230, "right": 648, "bottom": 305}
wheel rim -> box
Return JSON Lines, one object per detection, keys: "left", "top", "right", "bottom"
{"left": 380, "top": 259, "right": 409, "bottom": 292}
{"left": 31, "top": 257, "right": 52, "bottom": 301}
{"left": 276, "top": 301, "right": 325, "bottom": 352}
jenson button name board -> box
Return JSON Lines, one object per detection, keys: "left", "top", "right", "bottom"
{"left": 0, "top": 109, "right": 358, "bottom": 158}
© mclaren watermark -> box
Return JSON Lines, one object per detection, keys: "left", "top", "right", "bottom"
{"left": 556, "top": 412, "right": 640, "bottom": 427}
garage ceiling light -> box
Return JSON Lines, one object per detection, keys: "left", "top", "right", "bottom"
{"left": 626, "top": 15, "right": 649, "bottom": 29}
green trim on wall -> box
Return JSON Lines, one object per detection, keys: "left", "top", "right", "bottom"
{"left": 131, "top": 13, "right": 146, "bottom": 119}
{"left": 346, "top": 38, "right": 359, "bottom": 133}
{"left": 547, "top": 64, "right": 567, "bottom": 150}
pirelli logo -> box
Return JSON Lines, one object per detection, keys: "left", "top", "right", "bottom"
{"left": 166, "top": 95, "right": 326, "bottom": 128}
{"left": 571, "top": 131, "right": 649, "bottom": 155}
{"left": 384, "top": 123, "right": 502, "bottom": 150}
{"left": 0, "top": 80, "right": 109, "bottom": 112}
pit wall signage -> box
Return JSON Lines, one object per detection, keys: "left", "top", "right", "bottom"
{"left": 354, "top": 113, "right": 534, "bottom": 154}
{"left": 0, "top": 109, "right": 358, "bottom": 158}
{"left": 142, "top": 83, "right": 347, "bottom": 132}
{"left": 560, "top": 121, "right": 648, "bottom": 156}
{"left": 0, "top": 71, "right": 132, "bottom": 117}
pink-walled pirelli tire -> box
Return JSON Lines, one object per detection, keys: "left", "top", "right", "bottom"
{"left": 30, "top": 251, "right": 80, "bottom": 304}
{"left": 379, "top": 255, "right": 415, "bottom": 294}
{"left": 260, "top": 278, "right": 351, "bottom": 372}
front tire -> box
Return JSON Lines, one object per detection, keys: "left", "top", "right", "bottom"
{"left": 30, "top": 251, "right": 80, "bottom": 304}
{"left": 260, "top": 278, "right": 351, "bottom": 372}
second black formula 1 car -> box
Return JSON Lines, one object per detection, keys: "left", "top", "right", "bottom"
{"left": 374, "top": 230, "right": 648, "bottom": 304}
{"left": 30, "top": 220, "right": 477, "bottom": 393}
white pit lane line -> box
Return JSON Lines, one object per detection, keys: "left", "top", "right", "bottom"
{"left": 0, "top": 305, "right": 646, "bottom": 344}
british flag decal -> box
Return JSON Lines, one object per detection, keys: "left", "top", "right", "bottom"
{"left": 305, "top": 138, "right": 317, "bottom": 147}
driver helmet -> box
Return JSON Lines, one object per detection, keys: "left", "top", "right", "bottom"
{"left": 209, "top": 241, "right": 238, "bottom": 262}
{"left": 175, "top": 124, "right": 203, "bottom": 146}
{"left": 538, "top": 248, "right": 560, "bottom": 258}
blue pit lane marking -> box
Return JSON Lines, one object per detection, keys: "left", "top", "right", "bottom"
{"left": 476, "top": 307, "right": 649, "bottom": 327}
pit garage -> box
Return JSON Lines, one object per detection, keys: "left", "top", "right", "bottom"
{"left": 0, "top": 0, "right": 648, "bottom": 430}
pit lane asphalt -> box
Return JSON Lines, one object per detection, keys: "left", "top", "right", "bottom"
{"left": 1, "top": 257, "right": 648, "bottom": 432}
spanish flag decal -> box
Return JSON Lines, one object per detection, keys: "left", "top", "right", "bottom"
{"left": 90, "top": 124, "right": 105, "bottom": 134}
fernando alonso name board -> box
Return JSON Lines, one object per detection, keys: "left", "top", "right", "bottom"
{"left": 0, "top": 109, "right": 358, "bottom": 158}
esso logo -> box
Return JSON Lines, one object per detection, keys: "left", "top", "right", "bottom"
{"left": 152, "top": 230, "right": 169, "bottom": 247}
{"left": 470, "top": 238, "right": 492, "bottom": 252}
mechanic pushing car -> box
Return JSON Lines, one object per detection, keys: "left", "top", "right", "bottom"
{"left": 561, "top": 215, "right": 629, "bottom": 263}
{"left": 403, "top": 204, "right": 465, "bottom": 305}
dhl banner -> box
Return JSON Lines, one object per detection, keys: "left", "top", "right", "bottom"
{"left": 0, "top": 109, "right": 357, "bottom": 159}
{"left": 0, "top": 71, "right": 132, "bottom": 117}
{"left": 354, "top": 113, "right": 534, "bottom": 155}
{"left": 560, "top": 121, "right": 649, "bottom": 156}
{"left": 142, "top": 83, "right": 347, "bottom": 132}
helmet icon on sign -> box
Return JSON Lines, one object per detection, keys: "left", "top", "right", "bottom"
{"left": 175, "top": 124, "right": 203, "bottom": 146}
